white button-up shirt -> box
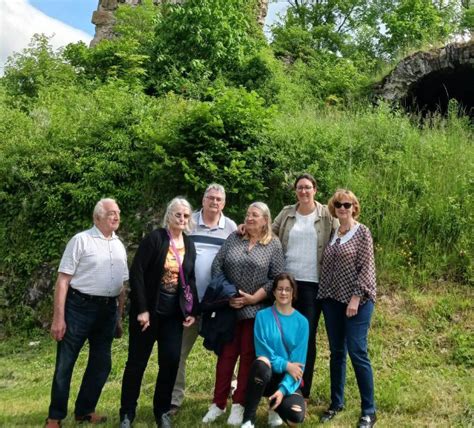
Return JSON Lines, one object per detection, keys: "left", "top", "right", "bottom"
{"left": 58, "top": 226, "right": 129, "bottom": 296}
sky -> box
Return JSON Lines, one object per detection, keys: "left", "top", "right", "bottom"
{"left": 0, "top": 0, "right": 289, "bottom": 74}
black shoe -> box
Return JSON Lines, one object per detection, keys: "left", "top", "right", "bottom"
{"left": 320, "top": 406, "right": 344, "bottom": 423}
{"left": 157, "top": 412, "right": 172, "bottom": 428}
{"left": 358, "top": 413, "right": 377, "bottom": 428}
{"left": 74, "top": 413, "right": 107, "bottom": 424}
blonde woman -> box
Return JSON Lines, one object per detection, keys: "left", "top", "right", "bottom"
{"left": 203, "top": 202, "right": 284, "bottom": 426}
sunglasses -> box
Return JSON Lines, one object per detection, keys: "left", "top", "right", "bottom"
{"left": 334, "top": 201, "right": 353, "bottom": 209}
{"left": 174, "top": 212, "right": 190, "bottom": 219}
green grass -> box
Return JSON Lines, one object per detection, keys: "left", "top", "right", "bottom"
{"left": 1, "top": 283, "right": 473, "bottom": 427}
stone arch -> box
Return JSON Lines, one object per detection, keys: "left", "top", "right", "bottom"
{"left": 375, "top": 40, "right": 474, "bottom": 117}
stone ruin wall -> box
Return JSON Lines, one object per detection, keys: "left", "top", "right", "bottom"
{"left": 91, "top": 0, "right": 269, "bottom": 47}
{"left": 375, "top": 39, "right": 474, "bottom": 103}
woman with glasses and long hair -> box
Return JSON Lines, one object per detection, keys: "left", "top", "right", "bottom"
{"left": 241, "top": 272, "right": 308, "bottom": 428}
{"left": 202, "top": 202, "right": 284, "bottom": 427}
{"left": 318, "top": 189, "right": 377, "bottom": 428}
{"left": 119, "top": 197, "right": 198, "bottom": 428}
{"left": 271, "top": 173, "right": 337, "bottom": 404}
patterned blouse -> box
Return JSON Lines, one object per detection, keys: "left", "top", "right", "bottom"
{"left": 211, "top": 231, "right": 284, "bottom": 320}
{"left": 160, "top": 245, "right": 185, "bottom": 294}
{"left": 318, "top": 223, "right": 376, "bottom": 304}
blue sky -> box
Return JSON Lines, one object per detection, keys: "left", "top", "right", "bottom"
{"left": 28, "top": 0, "right": 289, "bottom": 37}
{"left": 29, "top": 0, "right": 98, "bottom": 36}
{"left": 0, "top": 0, "right": 289, "bottom": 73}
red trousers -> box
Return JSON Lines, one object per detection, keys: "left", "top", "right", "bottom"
{"left": 213, "top": 318, "right": 255, "bottom": 409}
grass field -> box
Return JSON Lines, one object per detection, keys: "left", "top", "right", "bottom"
{"left": 1, "top": 283, "right": 472, "bottom": 427}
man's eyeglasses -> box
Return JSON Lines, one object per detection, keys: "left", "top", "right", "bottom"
{"left": 334, "top": 202, "right": 353, "bottom": 209}
{"left": 206, "top": 196, "right": 223, "bottom": 202}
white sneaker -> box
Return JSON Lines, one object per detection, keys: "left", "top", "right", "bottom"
{"left": 230, "top": 379, "right": 238, "bottom": 396}
{"left": 268, "top": 409, "right": 283, "bottom": 426}
{"left": 227, "top": 403, "right": 245, "bottom": 426}
{"left": 241, "top": 421, "right": 255, "bottom": 428}
{"left": 203, "top": 403, "right": 226, "bottom": 423}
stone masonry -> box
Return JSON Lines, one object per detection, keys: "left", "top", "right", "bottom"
{"left": 91, "top": 0, "right": 269, "bottom": 47}
{"left": 375, "top": 39, "right": 474, "bottom": 103}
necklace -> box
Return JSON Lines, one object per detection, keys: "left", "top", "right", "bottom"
{"left": 337, "top": 223, "right": 354, "bottom": 237}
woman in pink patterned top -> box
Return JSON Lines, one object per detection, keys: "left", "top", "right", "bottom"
{"left": 318, "top": 189, "right": 377, "bottom": 428}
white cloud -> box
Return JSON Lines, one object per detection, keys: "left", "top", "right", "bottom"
{"left": 0, "top": 0, "right": 92, "bottom": 74}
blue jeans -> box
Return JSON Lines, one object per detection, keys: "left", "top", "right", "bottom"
{"left": 322, "top": 298, "right": 375, "bottom": 415}
{"left": 48, "top": 290, "right": 118, "bottom": 420}
{"left": 294, "top": 281, "right": 322, "bottom": 398}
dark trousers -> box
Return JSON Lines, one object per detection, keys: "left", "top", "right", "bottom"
{"left": 48, "top": 291, "right": 117, "bottom": 419}
{"left": 213, "top": 318, "right": 255, "bottom": 408}
{"left": 322, "top": 298, "right": 375, "bottom": 415}
{"left": 293, "top": 281, "right": 322, "bottom": 398}
{"left": 243, "top": 360, "right": 305, "bottom": 425}
{"left": 120, "top": 311, "right": 183, "bottom": 422}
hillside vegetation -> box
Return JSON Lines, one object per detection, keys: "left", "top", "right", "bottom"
{"left": 0, "top": 0, "right": 472, "bottom": 333}
{"left": 0, "top": 0, "right": 472, "bottom": 425}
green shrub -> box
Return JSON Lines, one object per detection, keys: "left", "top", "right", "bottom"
{"left": 147, "top": 87, "right": 275, "bottom": 219}
{"left": 268, "top": 104, "right": 473, "bottom": 285}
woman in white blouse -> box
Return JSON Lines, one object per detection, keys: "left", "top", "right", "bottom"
{"left": 272, "top": 173, "right": 337, "bottom": 402}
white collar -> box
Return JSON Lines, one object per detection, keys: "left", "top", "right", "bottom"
{"left": 330, "top": 223, "right": 360, "bottom": 245}
{"left": 198, "top": 209, "right": 225, "bottom": 229}
{"left": 91, "top": 225, "right": 117, "bottom": 240}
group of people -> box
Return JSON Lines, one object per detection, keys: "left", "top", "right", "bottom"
{"left": 44, "top": 175, "right": 377, "bottom": 428}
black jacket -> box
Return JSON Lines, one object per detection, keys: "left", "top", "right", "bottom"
{"left": 129, "top": 228, "right": 197, "bottom": 318}
{"left": 200, "top": 273, "right": 237, "bottom": 355}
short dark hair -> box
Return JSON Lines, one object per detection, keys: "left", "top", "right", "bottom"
{"left": 294, "top": 173, "right": 317, "bottom": 191}
{"left": 272, "top": 272, "right": 298, "bottom": 303}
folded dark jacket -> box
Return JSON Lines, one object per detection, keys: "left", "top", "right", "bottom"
{"left": 200, "top": 273, "right": 238, "bottom": 355}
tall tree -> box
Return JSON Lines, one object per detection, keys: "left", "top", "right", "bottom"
{"left": 272, "top": 0, "right": 381, "bottom": 61}
{"left": 382, "top": 0, "right": 460, "bottom": 56}
{"left": 272, "top": 0, "right": 467, "bottom": 63}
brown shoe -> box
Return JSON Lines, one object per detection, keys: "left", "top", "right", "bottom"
{"left": 168, "top": 405, "right": 180, "bottom": 416}
{"left": 44, "top": 419, "right": 61, "bottom": 428}
{"left": 75, "top": 413, "right": 107, "bottom": 424}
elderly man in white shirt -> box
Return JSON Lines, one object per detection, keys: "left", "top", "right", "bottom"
{"left": 45, "top": 198, "right": 128, "bottom": 428}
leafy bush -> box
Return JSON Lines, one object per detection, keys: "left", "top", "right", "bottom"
{"left": 146, "top": 87, "right": 275, "bottom": 219}
{"left": 267, "top": 103, "right": 473, "bottom": 285}
{"left": 0, "top": 3, "right": 472, "bottom": 333}
{"left": 149, "top": 0, "right": 265, "bottom": 96}
{"left": 0, "top": 81, "right": 164, "bottom": 330}
{"left": 3, "top": 35, "right": 77, "bottom": 110}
